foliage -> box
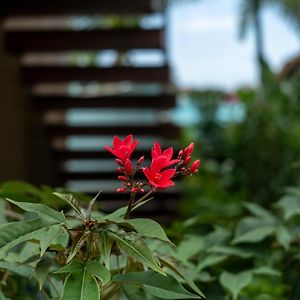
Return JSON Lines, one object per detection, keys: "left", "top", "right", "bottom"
{"left": 165, "top": 186, "right": 300, "bottom": 300}
{"left": 0, "top": 136, "right": 203, "bottom": 300}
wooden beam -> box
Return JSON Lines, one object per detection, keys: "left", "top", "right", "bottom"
{"left": 0, "top": 0, "right": 161, "bottom": 16}
{"left": 46, "top": 124, "right": 180, "bottom": 138}
{"left": 5, "top": 29, "right": 164, "bottom": 52}
{"left": 33, "top": 94, "right": 176, "bottom": 109}
{"left": 22, "top": 65, "right": 169, "bottom": 83}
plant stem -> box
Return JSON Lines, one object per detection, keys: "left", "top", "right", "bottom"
{"left": 124, "top": 192, "right": 136, "bottom": 219}
{"left": 132, "top": 190, "right": 153, "bottom": 208}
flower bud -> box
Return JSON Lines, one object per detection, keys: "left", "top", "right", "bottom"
{"left": 131, "top": 187, "right": 138, "bottom": 193}
{"left": 118, "top": 176, "right": 127, "bottom": 181}
{"left": 183, "top": 155, "right": 192, "bottom": 165}
{"left": 115, "top": 159, "right": 123, "bottom": 166}
{"left": 189, "top": 159, "right": 201, "bottom": 173}
{"left": 137, "top": 156, "right": 144, "bottom": 165}
{"left": 178, "top": 150, "right": 183, "bottom": 158}
{"left": 184, "top": 143, "right": 194, "bottom": 157}
{"left": 124, "top": 159, "right": 132, "bottom": 175}
{"left": 116, "top": 167, "right": 123, "bottom": 173}
{"left": 117, "top": 187, "right": 127, "bottom": 193}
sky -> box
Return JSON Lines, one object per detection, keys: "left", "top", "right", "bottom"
{"left": 167, "top": 0, "right": 300, "bottom": 91}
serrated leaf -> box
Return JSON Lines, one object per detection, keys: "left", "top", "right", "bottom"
{"left": 53, "top": 193, "right": 85, "bottom": 220}
{"left": 196, "top": 254, "right": 228, "bottom": 272}
{"left": 0, "top": 218, "right": 60, "bottom": 259}
{"left": 122, "top": 218, "right": 172, "bottom": 244}
{"left": 113, "top": 271, "right": 201, "bottom": 299}
{"left": 108, "top": 230, "right": 164, "bottom": 275}
{"left": 86, "top": 260, "right": 111, "bottom": 285}
{"left": 99, "top": 231, "right": 112, "bottom": 269}
{"left": 35, "top": 256, "right": 52, "bottom": 290}
{"left": 219, "top": 271, "right": 253, "bottom": 300}
{"left": 275, "top": 195, "right": 300, "bottom": 220}
{"left": 67, "top": 233, "right": 88, "bottom": 263}
{"left": 6, "top": 199, "right": 66, "bottom": 223}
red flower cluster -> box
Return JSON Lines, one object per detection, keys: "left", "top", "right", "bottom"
{"left": 104, "top": 135, "right": 201, "bottom": 193}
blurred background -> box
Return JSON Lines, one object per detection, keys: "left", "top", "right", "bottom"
{"left": 0, "top": 0, "right": 299, "bottom": 222}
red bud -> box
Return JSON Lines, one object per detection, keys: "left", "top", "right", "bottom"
{"left": 137, "top": 156, "right": 145, "bottom": 165}
{"left": 124, "top": 159, "right": 132, "bottom": 175}
{"left": 183, "top": 156, "right": 192, "bottom": 165}
{"left": 118, "top": 176, "right": 127, "bottom": 181}
{"left": 117, "top": 187, "right": 127, "bottom": 193}
{"left": 189, "top": 159, "right": 201, "bottom": 173}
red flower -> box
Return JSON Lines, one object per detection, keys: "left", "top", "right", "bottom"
{"left": 143, "top": 156, "right": 176, "bottom": 189}
{"left": 104, "top": 135, "right": 139, "bottom": 161}
{"left": 151, "top": 142, "right": 180, "bottom": 168}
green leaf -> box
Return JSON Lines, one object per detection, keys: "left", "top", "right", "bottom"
{"left": 175, "top": 235, "right": 204, "bottom": 262}
{"left": 233, "top": 217, "right": 275, "bottom": 244}
{"left": 0, "top": 199, "right": 7, "bottom": 224}
{"left": 85, "top": 191, "right": 101, "bottom": 219}
{"left": 57, "top": 260, "right": 109, "bottom": 300}
{"left": 113, "top": 271, "right": 201, "bottom": 299}
{"left": 108, "top": 230, "right": 164, "bottom": 275}
{"left": 99, "top": 231, "right": 112, "bottom": 269}
{"left": 219, "top": 271, "right": 253, "bottom": 300}
{"left": 244, "top": 202, "right": 277, "bottom": 222}
{"left": 6, "top": 199, "right": 66, "bottom": 223}
{"left": 233, "top": 226, "right": 275, "bottom": 244}
{"left": 122, "top": 218, "right": 172, "bottom": 244}
{"left": 35, "top": 256, "right": 52, "bottom": 290}
{"left": 0, "top": 261, "right": 34, "bottom": 278}
{"left": 196, "top": 254, "right": 228, "bottom": 272}
{"left": 0, "top": 218, "right": 60, "bottom": 259}
{"left": 67, "top": 233, "right": 88, "bottom": 263}
{"left": 60, "top": 272, "right": 99, "bottom": 300}
{"left": 207, "top": 246, "right": 254, "bottom": 258}
{"left": 275, "top": 195, "right": 300, "bottom": 220}
{"left": 122, "top": 284, "right": 148, "bottom": 300}
{"left": 37, "top": 224, "right": 65, "bottom": 256}
{"left": 252, "top": 266, "right": 281, "bottom": 277}
{"left": 53, "top": 193, "right": 85, "bottom": 220}
{"left": 158, "top": 255, "right": 205, "bottom": 298}
{"left": 275, "top": 225, "right": 292, "bottom": 250}
{"left": 86, "top": 260, "right": 111, "bottom": 285}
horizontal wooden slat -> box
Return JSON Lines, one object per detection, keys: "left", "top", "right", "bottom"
{"left": 53, "top": 150, "right": 150, "bottom": 160}
{"left": 5, "top": 29, "right": 164, "bottom": 52}
{"left": 46, "top": 124, "right": 180, "bottom": 138}
{"left": 59, "top": 171, "right": 145, "bottom": 181}
{"left": 33, "top": 94, "right": 176, "bottom": 109}
{"left": 0, "top": 0, "right": 160, "bottom": 16}
{"left": 22, "top": 65, "right": 169, "bottom": 83}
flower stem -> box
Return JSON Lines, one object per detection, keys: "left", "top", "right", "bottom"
{"left": 133, "top": 190, "right": 153, "bottom": 208}
{"left": 124, "top": 192, "right": 136, "bottom": 219}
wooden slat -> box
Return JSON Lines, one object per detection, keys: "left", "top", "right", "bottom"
{"left": 53, "top": 150, "right": 151, "bottom": 160}
{"left": 46, "top": 124, "right": 180, "bottom": 138}
{"left": 22, "top": 65, "right": 169, "bottom": 83}
{"left": 33, "top": 94, "right": 176, "bottom": 109}
{"left": 0, "top": 0, "right": 160, "bottom": 16}
{"left": 5, "top": 29, "right": 164, "bottom": 52}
